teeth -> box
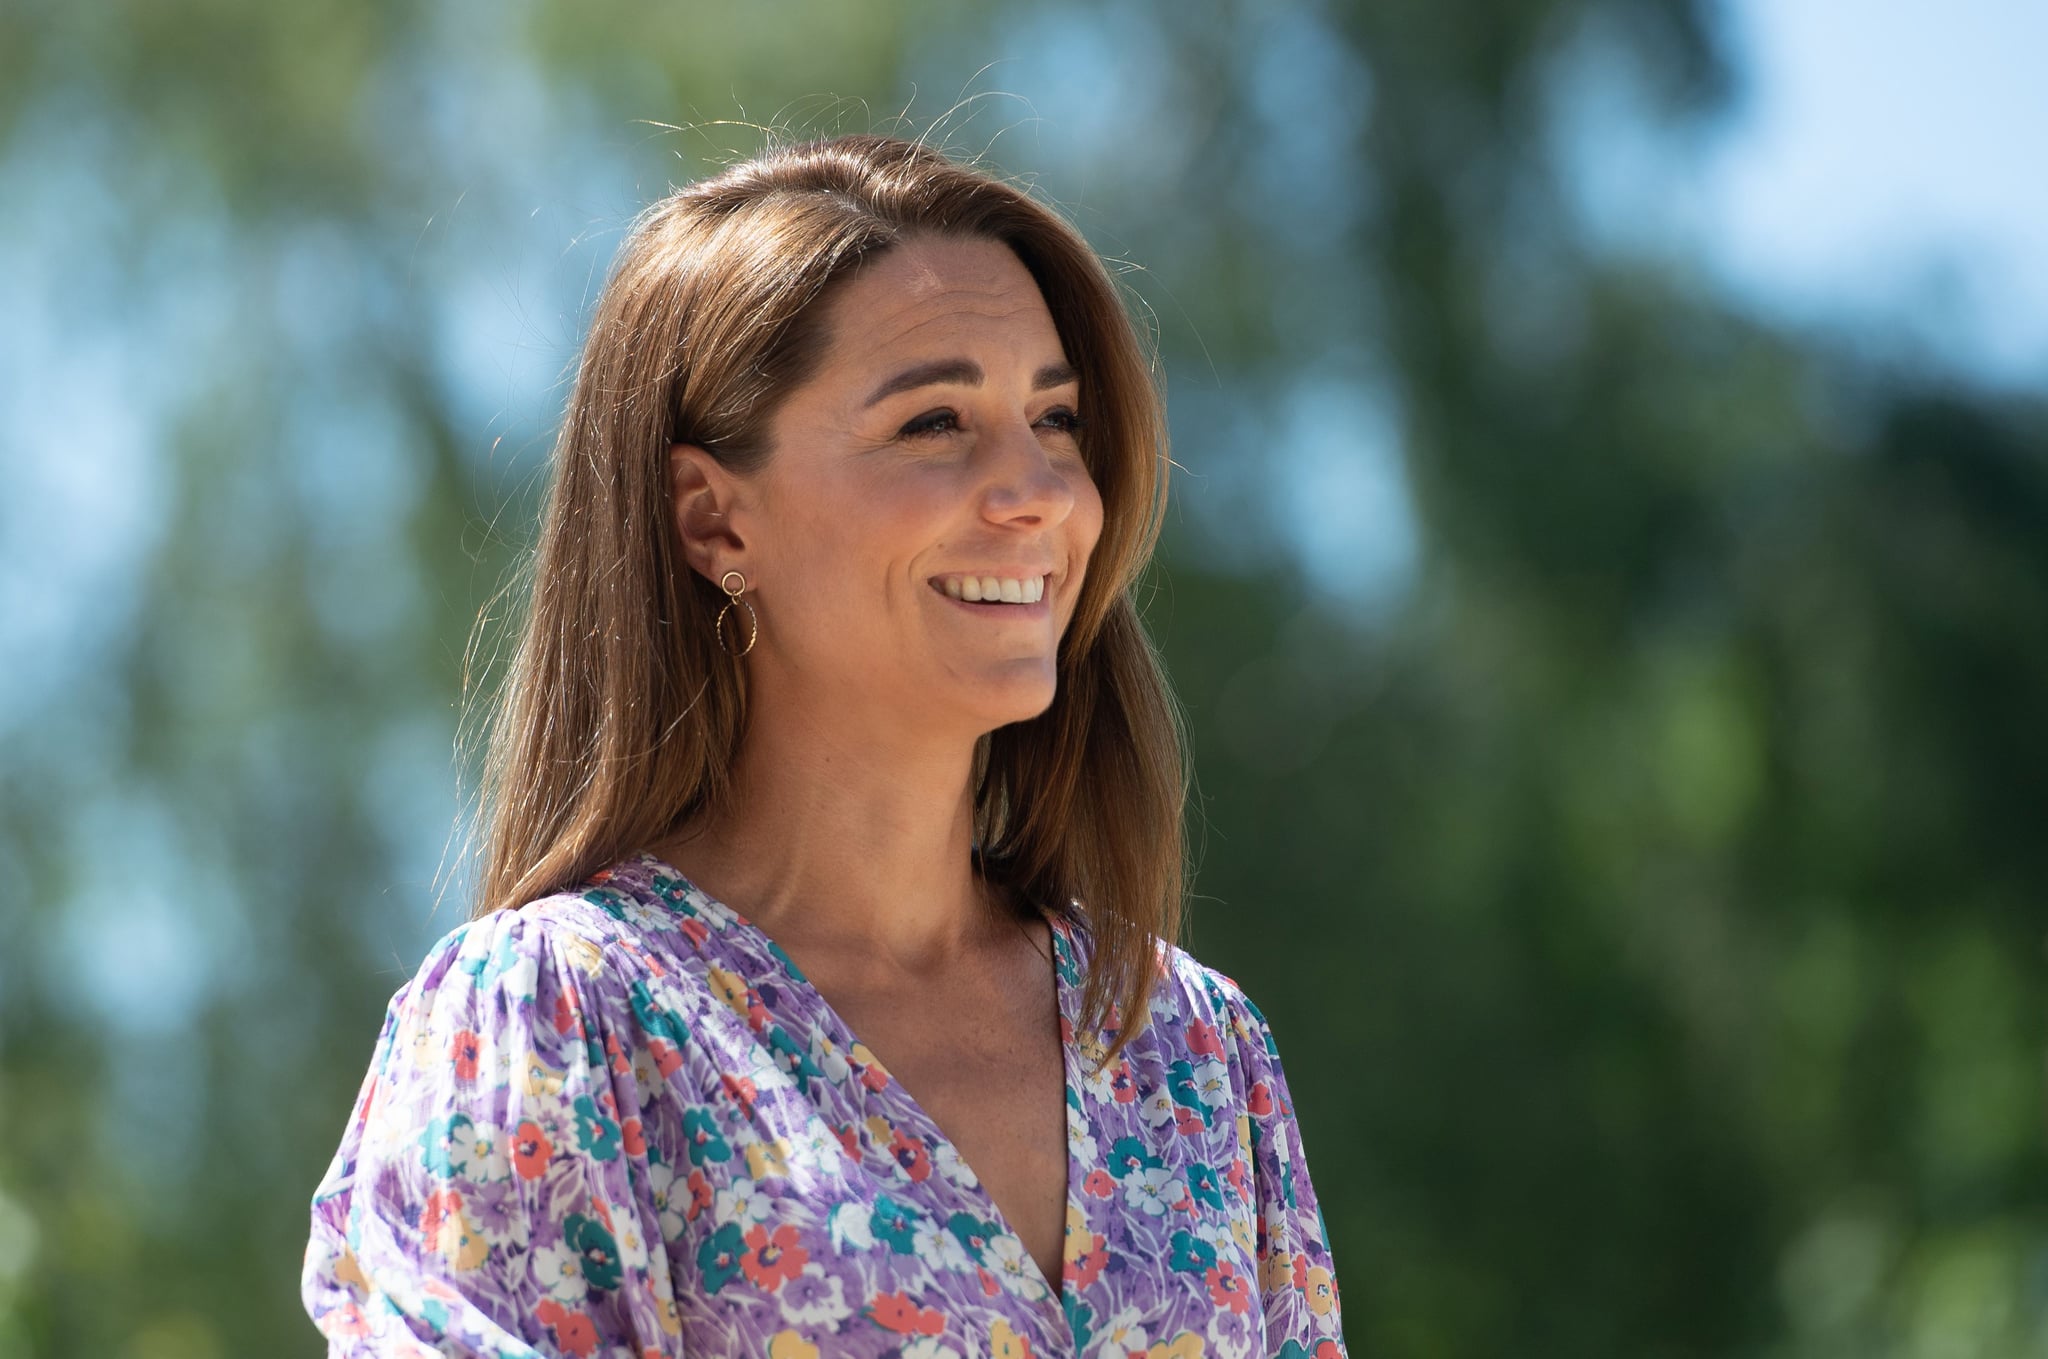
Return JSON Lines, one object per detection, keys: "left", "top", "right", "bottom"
{"left": 937, "top": 574, "right": 1045, "bottom": 604}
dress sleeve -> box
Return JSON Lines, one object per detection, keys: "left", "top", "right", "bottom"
{"left": 301, "top": 909, "right": 680, "bottom": 1357}
{"left": 1218, "top": 980, "right": 1349, "bottom": 1358}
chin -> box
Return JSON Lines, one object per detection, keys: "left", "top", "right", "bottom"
{"left": 962, "top": 672, "right": 1060, "bottom": 735}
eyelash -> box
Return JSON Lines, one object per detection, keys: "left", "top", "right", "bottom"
{"left": 900, "top": 407, "right": 1088, "bottom": 440}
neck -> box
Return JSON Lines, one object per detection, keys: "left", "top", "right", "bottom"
{"left": 655, "top": 694, "right": 1016, "bottom": 972}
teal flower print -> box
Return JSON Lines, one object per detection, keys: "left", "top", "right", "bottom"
{"left": 697, "top": 1221, "right": 746, "bottom": 1293}
{"left": 869, "top": 1193, "right": 922, "bottom": 1255}
{"left": 766, "top": 1026, "right": 824, "bottom": 1092}
{"left": 1166, "top": 1060, "right": 1215, "bottom": 1128}
{"left": 944, "top": 1210, "right": 1002, "bottom": 1262}
{"left": 628, "top": 980, "right": 690, "bottom": 1048}
{"left": 563, "top": 1212, "right": 623, "bottom": 1291}
{"left": 419, "top": 1114, "right": 468, "bottom": 1177}
{"left": 1107, "top": 1136, "right": 1163, "bottom": 1178}
{"left": 1064, "top": 1295, "right": 1094, "bottom": 1352}
{"left": 1167, "top": 1229, "right": 1217, "bottom": 1275}
{"left": 764, "top": 938, "right": 808, "bottom": 982}
{"left": 573, "top": 1095, "right": 622, "bottom": 1161}
{"left": 682, "top": 1108, "right": 731, "bottom": 1166}
{"left": 1185, "top": 1160, "right": 1226, "bottom": 1211}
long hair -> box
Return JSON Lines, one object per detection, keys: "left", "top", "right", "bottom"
{"left": 464, "top": 132, "right": 1185, "bottom": 1068}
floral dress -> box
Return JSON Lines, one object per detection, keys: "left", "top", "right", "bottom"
{"left": 302, "top": 852, "right": 1347, "bottom": 1358}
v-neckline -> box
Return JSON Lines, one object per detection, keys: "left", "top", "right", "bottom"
{"left": 631, "top": 851, "right": 1086, "bottom": 1323}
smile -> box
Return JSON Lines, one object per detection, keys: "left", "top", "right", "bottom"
{"left": 929, "top": 573, "right": 1049, "bottom": 605}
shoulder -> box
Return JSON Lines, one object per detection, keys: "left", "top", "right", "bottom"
{"left": 1152, "top": 937, "right": 1286, "bottom": 1071}
{"left": 1060, "top": 907, "right": 1284, "bottom": 1073}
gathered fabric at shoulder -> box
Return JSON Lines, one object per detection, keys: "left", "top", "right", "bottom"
{"left": 302, "top": 905, "right": 681, "bottom": 1358}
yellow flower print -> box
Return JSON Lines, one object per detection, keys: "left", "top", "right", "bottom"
{"left": 1065, "top": 1201, "right": 1089, "bottom": 1239}
{"left": 1305, "top": 1264, "right": 1335, "bottom": 1317}
{"left": 334, "top": 1244, "right": 370, "bottom": 1297}
{"left": 708, "top": 966, "right": 752, "bottom": 1020}
{"left": 990, "top": 1317, "right": 1034, "bottom": 1359}
{"left": 559, "top": 935, "right": 605, "bottom": 977}
{"left": 744, "top": 1137, "right": 792, "bottom": 1181}
{"left": 654, "top": 1291, "right": 681, "bottom": 1336}
{"left": 767, "top": 1328, "right": 819, "bottom": 1359}
{"left": 1261, "top": 1249, "right": 1294, "bottom": 1293}
{"left": 1235, "top": 1112, "right": 1253, "bottom": 1162}
{"left": 1230, "top": 1215, "right": 1256, "bottom": 1254}
{"left": 521, "top": 1057, "right": 566, "bottom": 1099}
{"left": 863, "top": 1114, "right": 894, "bottom": 1147}
{"left": 1146, "top": 1331, "right": 1207, "bottom": 1359}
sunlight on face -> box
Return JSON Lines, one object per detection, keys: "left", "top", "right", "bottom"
{"left": 744, "top": 234, "right": 1104, "bottom": 739}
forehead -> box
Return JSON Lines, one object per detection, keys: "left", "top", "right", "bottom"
{"left": 813, "top": 235, "right": 1066, "bottom": 374}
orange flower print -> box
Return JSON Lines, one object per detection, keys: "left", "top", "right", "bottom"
{"left": 534, "top": 1300, "right": 599, "bottom": 1357}
{"left": 832, "top": 1122, "right": 861, "bottom": 1159}
{"left": 646, "top": 1037, "right": 684, "bottom": 1078}
{"left": 621, "top": 1118, "right": 647, "bottom": 1158}
{"left": 450, "top": 1029, "right": 481, "bottom": 1081}
{"left": 740, "top": 1222, "right": 809, "bottom": 1291}
{"left": 866, "top": 1290, "right": 946, "bottom": 1336}
{"left": 1186, "top": 1017, "right": 1223, "bottom": 1058}
{"left": 886, "top": 1127, "right": 932, "bottom": 1182}
{"left": 685, "top": 1168, "right": 714, "bottom": 1221}
{"left": 721, "top": 1073, "right": 759, "bottom": 1115}
{"left": 1247, "top": 1081, "right": 1274, "bottom": 1118}
{"left": 1065, "top": 1233, "right": 1108, "bottom": 1291}
{"left": 1083, "top": 1169, "right": 1116, "bottom": 1199}
{"left": 511, "top": 1120, "right": 554, "bottom": 1180}
{"left": 552, "top": 990, "right": 577, "bottom": 1036}
{"left": 1205, "top": 1260, "right": 1251, "bottom": 1315}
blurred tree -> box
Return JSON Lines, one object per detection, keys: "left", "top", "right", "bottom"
{"left": 0, "top": 0, "right": 2042, "bottom": 1355}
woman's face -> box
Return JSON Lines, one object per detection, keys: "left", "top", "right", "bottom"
{"left": 693, "top": 233, "right": 1104, "bottom": 739}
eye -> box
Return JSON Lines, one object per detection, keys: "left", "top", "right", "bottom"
{"left": 900, "top": 409, "right": 960, "bottom": 440}
{"left": 1037, "top": 406, "right": 1088, "bottom": 437}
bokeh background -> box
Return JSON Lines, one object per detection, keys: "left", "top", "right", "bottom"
{"left": 4, "top": 0, "right": 2046, "bottom": 1354}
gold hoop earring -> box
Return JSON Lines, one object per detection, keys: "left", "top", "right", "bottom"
{"left": 715, "top": 569, "right": 757, "bottom": 658}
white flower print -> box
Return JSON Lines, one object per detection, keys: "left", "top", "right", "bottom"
{"left": 1138, "top": 1087, "right": 1178, "bottom": 1130}
{"left": 1123, "top": 1166, "right": 1186, "bottom": 1217}
{"left": 1066, "top": 1108, "right": 1092, "bottom": 1158}
{"left": 778, "top": 1264, "right": 852, "bottom": 1327}
{"left": 901, "top": 1340, "right": 963, "bottom": 1359}
{"left": 1193, "top": 1057, "right": 1232, "bottom": 1110}
{"left": 610, "top": 1201, "right": 650, "bottom": 1272}
{"left": 714, "top": 1176, "right": 773, "bottom": 1228}
{"left": 792, "top": 1120, "right": 843, "bottom": 1176}
{"left": 810, "top": 1030, "right": 851, "bottom": 1084}
{"left": 447, "top": 1120, "right": 510, "bottom": 1183}
{"left": 910, "top": 1216, "right": 974, "bottom": 1273}
{"left": 826, "top": 1201, "right": 875, "bottom": 1253}
{"left": 985, "top": 1235, "right": 1051, "bottom": 1302}
{"left": 932, "top": 1139, "right": 978, "bottom": 1188}
{"left": 647, "top": 1160, "right": 687, "bottom": 1242}
{"left": 532, "top": 1242, "right": 588, "bottom": 1302}
{"left": 1096, "top": 1304, "right": 1151, "bottom": 1355}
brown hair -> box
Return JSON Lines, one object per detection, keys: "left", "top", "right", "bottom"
{"left": 463, "top": 132, "right": 1185, "bottom": 1069}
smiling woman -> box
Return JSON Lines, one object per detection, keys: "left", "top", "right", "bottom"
{"left": 300, "top": 133, "right": 1347, "bottom": 1358}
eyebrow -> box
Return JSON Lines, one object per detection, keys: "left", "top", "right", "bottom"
{"left": 861, "top": 358, "right": 1079, "bottom": 409}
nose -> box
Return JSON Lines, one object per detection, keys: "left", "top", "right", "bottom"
{"left": 978, "top": 415, "right": 1080, "bottom": 528}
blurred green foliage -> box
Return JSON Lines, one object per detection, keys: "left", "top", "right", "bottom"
{"left": 2, "top": 0, "right": 2044, "bottom": 1355}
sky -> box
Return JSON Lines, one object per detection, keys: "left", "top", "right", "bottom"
{"left": 1605, "top": 0, "right": 2048, "bottom": 390}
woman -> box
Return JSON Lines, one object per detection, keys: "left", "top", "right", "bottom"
{"left": 302, "top": 133, "right": 1346, "bottom": 1359}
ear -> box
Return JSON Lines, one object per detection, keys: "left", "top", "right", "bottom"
{"left": 668, "top": 442, "right": 752, "bottom": 586}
